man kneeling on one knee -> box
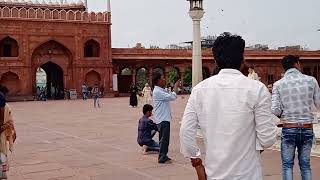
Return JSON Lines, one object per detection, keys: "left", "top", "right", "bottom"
{"left": 137, "top": 104, "right": 160, "bottom": 155}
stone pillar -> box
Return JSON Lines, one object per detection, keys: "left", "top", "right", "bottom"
{"left": 84, "top": 0, "right": 88, "bottom": 11}
{"left": 165, "top": 67, "right": 170, "bottom": 85}
{"left": 107, "top": 0, "right": 111, "bottom": 12}
{"left": 179, "top": 68, "right": 185, "bottom": 86}
{"left": 148, "top": 68, "right": 153, "bottom": 86}
{"left": 132, "top": 66, "right": 136, "bottom": 84}
{"left": 189, "top": 10, "right": 205, "bottom": 88}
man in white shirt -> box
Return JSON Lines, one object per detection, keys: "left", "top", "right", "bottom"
{"left": 248, "top": 66, "right": 259, "bottom": 80}
{"left": 180, "top": 32, "right": 277, "bottom": 180}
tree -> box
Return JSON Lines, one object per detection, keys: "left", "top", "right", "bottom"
{"left": 136, "top": 68, "right": 148, "bottom": 90}
{"left": 183, "top": 68, "right": 192, "bottom": 86}
{"left": 167, "top": 68, "right": 179, "bottom": 85}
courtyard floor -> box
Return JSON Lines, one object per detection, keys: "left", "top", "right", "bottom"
{"left": 6, "top": 96, "right": 320, "bottom": 180}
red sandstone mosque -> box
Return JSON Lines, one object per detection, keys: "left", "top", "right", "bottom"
{"left": 1, "top": 0, "right": 320, "bottom": 99}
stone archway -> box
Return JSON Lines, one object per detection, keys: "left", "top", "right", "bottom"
{"left": 0, "top": 36, "right": 19, "bottom": 57}
{"left": 136, "top": 67, "right": 148, "bottom": 90}
{"left": 85, "top": 70, "right": 101, "bottom": 88}
{"left": 39, "top": 61, "right": 64, "bottom": 99}
{"left": 0, "top": 71, "right": 21, "bottom": 96}
{"left": 31, "top": 40, "right": 72, "bottom": 98}
{"left": 118, "top": 67, "right": 132, "bottom": 93}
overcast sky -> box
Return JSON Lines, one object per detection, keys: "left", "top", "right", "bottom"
{"left": 77, "top": 0, "right": 320, "bottom": 49}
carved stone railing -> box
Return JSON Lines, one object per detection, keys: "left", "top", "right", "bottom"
{"left": 0, "top": 6, "right": 110, "bottom": 23}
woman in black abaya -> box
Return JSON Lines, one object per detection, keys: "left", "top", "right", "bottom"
{"left": 129, "top": 84, "right": 138, "bottom": 107}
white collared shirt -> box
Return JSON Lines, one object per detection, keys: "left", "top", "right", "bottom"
{"left": 180, "top": 69, "right": 277, "bottom": 180}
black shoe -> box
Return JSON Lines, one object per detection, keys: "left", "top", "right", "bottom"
{"left": 158, "top": 157, "right": 172, "bottom": 164}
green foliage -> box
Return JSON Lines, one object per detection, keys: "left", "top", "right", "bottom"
{"left": 121, "top": 68, "right": 131, "bottom": 75}
{"left": 167, "top": 68, "right": 179, "bottom": 85}
{"left": 136, "top": 68, "right": 148, "bottom": 90}
{"left": 183, "top": 68, "right": 192, "bottom": 86}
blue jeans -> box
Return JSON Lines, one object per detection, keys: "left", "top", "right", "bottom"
{"left": 145, "top": 140, "right": 160, "bottom": 152}
{"left": 281, "top": 128, "right": 314, "bottom": 180}
{"left": 83, "top": 92, "right": 88, "bottom": 100}
{"left": 93, "top": 95, "right": 100, "bottom": 108}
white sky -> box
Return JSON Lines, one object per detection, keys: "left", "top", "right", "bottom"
{"left": 62, "top": 1, "right": 320, "bottom": 49}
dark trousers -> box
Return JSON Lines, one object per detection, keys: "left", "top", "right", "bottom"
{"left": 145, "top": 140, "right": 160, "bottom": 152}
{"left": 157, "top": 121, "right": 170, "bottom": 162}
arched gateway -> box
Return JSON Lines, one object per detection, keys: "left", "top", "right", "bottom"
{"left": 31, "top": 40, "right": 73, "bottom": 99}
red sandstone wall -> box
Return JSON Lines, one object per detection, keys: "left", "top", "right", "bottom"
{"left": 0, "top": 17, "right": 112, "bottom": 97}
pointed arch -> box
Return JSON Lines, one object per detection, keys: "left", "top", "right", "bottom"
{"left": 67, "top": 10, "right": 75, "bottom": 21}
{"left": 84, "top": 39, "right": 100, "bottom": 57}
{"left": 82, "top": 11, "right": 88, "bottom": 21}
{"left": 52, "top": 9, "right": 59, "bottom": 19}
{"left": 36, "top": 8, "right": 43, "bottom": 19}
{"left": 60, "top": 10, "right": 67, "bottom": 20}
{"left": 11, "top": 7, "right": 18, "bottom": 18}
{"left": 19, "top": 7, "right": 27, "bottom": 18}
{"left": 0, "top": 36, "right": 19, "bottom": 57}
{"left": 0, "top": 71, "right": 21, "bottom": 96}
{"left": 97, "top": 12, "right": 103, "bottom": 22}
{"left": 2, "top": 7, "right": 10, "bottom": 17}
{"left": 136, "top": 67, "right": 149, "bottom": 90}
{"left": 90, "top": 12, "right": 97, "bottom": 22}
{"left": 31, "top": 39, "right": 73, "bottom": 65}
{"left": 28, "top": 8, "right": 36, "bottom": 18}
{"left": 75, "top": 10, "right": 81, "bottom": 20}
{"left": 85, "top": 70, "right": 101, "bottom": 87}
{"left": 44, "top": 9, "right": 52, "bottom": 19}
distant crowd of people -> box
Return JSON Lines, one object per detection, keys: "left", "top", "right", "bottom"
{"left": 35, "top": 85, "right": 65, "bottom": 101}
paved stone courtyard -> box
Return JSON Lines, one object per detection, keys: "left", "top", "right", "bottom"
{"left": 6, "top": 96, "right": 320, "bottom": 180}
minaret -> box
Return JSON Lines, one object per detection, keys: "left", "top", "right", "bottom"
{"left": 84, "top": 0, "right": 87, "bottom": 11}
{"left": 107, "top": 0, "right": 111, "bottom": 12}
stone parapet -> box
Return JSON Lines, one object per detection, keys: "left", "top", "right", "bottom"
{"left": 0, "top": 5, "right": 110, "bottom": 23}
{"left": 0, "top": 0, "right": 85, "bottom": 11}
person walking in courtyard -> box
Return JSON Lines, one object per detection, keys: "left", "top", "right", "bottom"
{"left": 82, "top": 82, "right": 88, "bottom": 101}
{"left": 153, "top": 72, "right": 179, "bottom": 164}
{"left": 137, "top": 104, "right": 159, "bottom": 155}
{"left": 50, "top": 84, "right": 55, "bottom": 100}
{"left": 248, "top": 66, "right": 259, "bottom": 80}
{"left": 180, "top": 33, "right": 277, "bottom": 179}
{"left": 0, "top": 85, "right": 17, "bottom": 179}
{"left": 92, "top": 84, "right": 101, "bottom": 108}
{"left": 142, "top": 83, "right": 152, "bottom": 105}
{"left": 129, "top": 84, "right": 138, "bottom": 108}
{"left": 271, "top": 55, "right": 319, "bottom": 180}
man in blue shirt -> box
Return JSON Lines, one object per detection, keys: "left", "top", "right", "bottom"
{"left": 152, "top": 72, "right": 179, "bottom": 163}
{"left": 137, "top": 104, "right": 159, "bottom": 155}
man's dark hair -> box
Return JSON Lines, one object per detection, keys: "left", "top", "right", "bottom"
{"left": 152, "top": 72, "right": 162, "bottom": 86}
{"left": 212, "top": 32, "right": 245, "bottom": 70}
{"left": 282, "top": 55, "right": 300, "bottom": 71}
{"left": 143, "top": 104, "right": 153, "bottom": 115}
{"left": 0, "top": 85, "right": 9, "bottom": 95}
